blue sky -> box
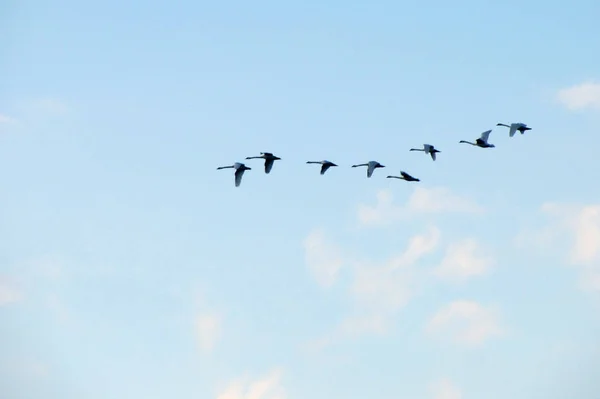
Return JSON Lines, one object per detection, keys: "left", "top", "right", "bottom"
{"left": 1, "top": 0, "right": 600, "bottom": 398}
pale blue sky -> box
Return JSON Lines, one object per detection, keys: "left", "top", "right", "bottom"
{"left": 1, "top": 1, "right": 600, "bottom": 398}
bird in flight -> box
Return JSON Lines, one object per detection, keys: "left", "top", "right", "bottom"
{"left": 217, "top": 162, "right": 252, "bottom": 187}
{"left": 496, "top": 122, "right": 532, "bottom": 137}
{"left": 245, "top": 152, "right": 281, "bottom": 174}
{"left": 410, "top": 144, "right": 441, "bottom": 161}
{"left": 459, "top": 130, "right": 495, "bottom": 148}
{"left": 351, "top": 161, "right": 385, "bottom": 178}
{"left": 386, "top": 171, "right": 420, "bottom": 182}
{"left": 306, "top": 160, "right": 338, "bottom": 175}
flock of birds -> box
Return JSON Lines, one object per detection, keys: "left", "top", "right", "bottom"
{"left": 217, "top": 122, "right": 533, "bottom": 187}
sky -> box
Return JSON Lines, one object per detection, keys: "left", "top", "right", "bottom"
{"left": 1, "top": 0, "right": 600, "bottom": 398}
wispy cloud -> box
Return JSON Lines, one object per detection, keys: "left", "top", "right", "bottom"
{"left": 308, "top": 226, "right": 441, "bottom": 348}
{"left": 425, "top": 300, "right": 504, "bottom": 346}
{"left": 0, "top": 275, "right": 23, "bottom": 306}
{"left": 0, "top": 113, "right": 17, "bottom": 125}
{"left": 357, "top": 187, "right": 484, "bottom": 227}
{"left": 516, "top": 202, "right": 600, "bottom": 293}
{"left": 216, "top": 369, "right": 287, "bottom": 399}
{"left": 557, "top": 81, "right": 600, "bottom": 111}
{"left": 429, "top": 378, "right": 463, "bottom": 399}
{"left": 32, "top": 98, "right": 70, "bottom": 115}
{"left": 196, "top": 312, "right": 222, "bottom": 353}
{"left": 433, "top": 238, "right": 494, "bottom": 283}
{"left": 303, "top": 229, "right": 344, "bottom": 288}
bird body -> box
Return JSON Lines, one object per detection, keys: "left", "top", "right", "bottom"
{"left": 497, "top": 122, "right": 531, "bottom": 137}
{"left": 410, "top": 144, "right": 441, "bottom": 161}
{"left": 245, "top": 152, "right": 281, "bottom": 173}
{"left": 386, "top": 171, "right": 420, "bottom": 181}
{"left": 459, "top": 130, "right": 495, "bottom": 148}
{"left": 306, "top": 160, "right": 338, "bottom": 175}
{"left": 351, "top": 161, "right": 385, "bottom": 178}
{"left": 217, "top": 162, "right": 252, "bottom": 187}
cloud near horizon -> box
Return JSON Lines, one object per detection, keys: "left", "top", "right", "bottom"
{"left": 557, "top": 81, "right": 600, "bottom": 111}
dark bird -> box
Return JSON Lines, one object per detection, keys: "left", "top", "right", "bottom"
{"left": 306, "top": 160, "right": 338, "bottom": 175}
{"left": 386, "top": 171, "right": 420, "bottom": 182}
{"left": 245, "top": 152, "right": 281, "bottom": 173}
{"left": 217, "top": 162, "right": 251, "bottom": 187}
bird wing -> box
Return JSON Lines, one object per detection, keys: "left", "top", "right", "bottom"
{"left": 424, "top": 144, "right": 433, "bottom": 152}
{"left": 509, "top": 124, "right": 518, "bottom": 137}
{"left": 480, "top": 130, "right": 492, "bottom": 142}
{"left": 367, "top": 162, "right": 375, "bottom": 178}
{"left": 234, "top": 168, "right": 245, "bottom": 187}
{"left": 431, "top": 151, "right": 436, "bottom": 161}
{"left": 264, "top": 158, "right": 274, "bottom": 173}
{"left": 320, "top": 163, "right": 331, "bottom": 175}
{"left": 400, "top": 171, "right": 411, "bottom": 179}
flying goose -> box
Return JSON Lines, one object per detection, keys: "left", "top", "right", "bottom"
{"left": 306, "top": 160, "right": 338, "bottom": 175}
{"left": 459, "top": 130, "right": 495, "bottom": 148}
{"left": 351, "top": 161, "right": 385, "bottom": 178}
{"left": 386, "top": 171, "right": 420, "bottom": 182}
{"left": 216, "top": 162, "right": 251, "bottom": 187}
{"left": 410, "top": 144, "right": 441, "bottom": 161}
{"left": 496, "top": 122, "right": 531, "bottom": 137}
{"left": 245, "top": 152, "right": 281, "bottom": 174}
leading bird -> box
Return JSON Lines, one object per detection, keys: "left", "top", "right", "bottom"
{"left": 217, "top": 162, "right": 252, "bottom": 187}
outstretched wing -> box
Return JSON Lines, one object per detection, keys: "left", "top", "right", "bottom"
{"left": 431, "top": 151, "right": 436, "bottom": 161}
{"left": 509, "top": 124, "right": 518, "bottom": 137}
{"left": 320, "top": 163, "right": 331, "bottom": 175}
{"left": 400, "top": 171, "right": 411, "bottom": 179}
{"left": 264, "top": 158, "right": 274, "bottom": 174}
{"left": 424, "top": 144, "right": 433, "bottom": 152}
{"left": 234, "top": 168, "right": 245, "bottom": 187}
{"left": 480, "top": 130, "right": 492, "bottom": 142}
{"left": 367, "top": 162, "right": 375, "bottom": 178}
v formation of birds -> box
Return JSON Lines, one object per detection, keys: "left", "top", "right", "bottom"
{"left": 217, "top": 122, "right": 532, "bottom": 187}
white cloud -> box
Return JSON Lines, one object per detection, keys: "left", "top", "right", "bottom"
{"left": 33, "top": 98, "right": 70, "bottom": 115}
{"left": 196, "top": 312, "right": 222, "bottom": 353}
{"left": 0, "top": 113, "right": 17, "bottom": 124}
{"left": 216, "top": 369, "right": 286, "bottom": 399}
{"left": 429, "top": 378, "right": 463, "bottom": 399}
{"left": 309, "top": 227, "right": 441, "bottom": 348}
{"left": 407, "top": 187, "right": 484, "bottom": 214}
{"left": 517, "top": 202, "right": 600, "bottom": 293}
{"left": 303, "top": 229, "right": 344, "bottom": 288}
{"left": 557, "top": 81, "right": 600, "bottom": 111}
{"left": 0, "top": 276, "right": 23, "bottom": 306}
{"left": 425, "top": 300, "right": 504, "bottom": 346}
{"left": 434, "top": 238, "right": 494, "bottom": 283}
{"left": 357, "top": 187, "right": 484, "bottom": 227}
